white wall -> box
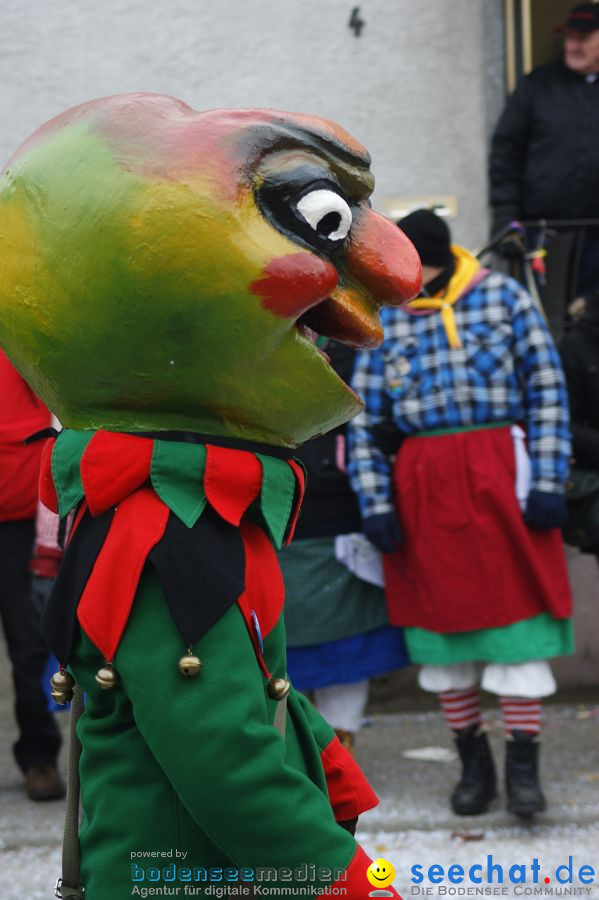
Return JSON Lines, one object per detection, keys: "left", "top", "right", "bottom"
{"left": 1, "top": 0, "right": 492, "bottom": 246}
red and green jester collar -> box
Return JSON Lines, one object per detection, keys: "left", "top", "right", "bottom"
{"left": 40, "top": 429, "right": 305, "bottom": 677}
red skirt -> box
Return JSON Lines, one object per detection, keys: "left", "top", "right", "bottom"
{"left": 382, "top": 426, "right": 572, "bottom": 633}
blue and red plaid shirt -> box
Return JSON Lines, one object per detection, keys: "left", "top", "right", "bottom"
{"left": 347, "top": 271, "right": 571, "bottom": 519}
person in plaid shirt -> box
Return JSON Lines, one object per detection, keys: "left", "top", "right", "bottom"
{"left": 347, "top": 209, "right": 574, "bottom": 819}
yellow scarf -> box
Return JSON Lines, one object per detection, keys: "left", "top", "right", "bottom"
{"left": 408, "top": 244, "right": 481, "bottom": 349}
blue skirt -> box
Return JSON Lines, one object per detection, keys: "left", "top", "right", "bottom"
{"left": 287, "top": 625, "right": 409, "bottom": 691}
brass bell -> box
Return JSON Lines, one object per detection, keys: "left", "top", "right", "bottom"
{"left": 95, "top": 663, "right": 119, "bottom": 689}
{"left": 267, "top": 677, "right": 291, "bottom": 701}
{"left": 50, "top": 669, "right": 75, "bottom": 705}
{"left": 51, "top": 690, "right": 71, "bottom": 705}
{"left": 178, "top": 653, "right": 203, "bottom": 677}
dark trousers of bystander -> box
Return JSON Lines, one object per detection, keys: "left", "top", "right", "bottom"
{"left": 576, "top": 227, "right": 599, "bottom": 298}
{"left": 0, "top": 519, "right": 61, "bottom": 771}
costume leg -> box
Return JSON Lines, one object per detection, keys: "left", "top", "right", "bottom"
{"left": 420, "top": 663, "right": 496, "bottom": 816}
{"left": 419, "top": 661, "right": 479, "bottom": 693}
{"left": 438, "top": 688, "right": 482, "bottom": 731}
{"left": 314, "top": 680, "right": 369, "bottom": 751}
{"left": 575, "top": 226, "right": 599, "bottom": 296}
{"left": 482, "top": 660, "right": 554, "bottom": 817}
{"left": 0, "top": 520, "right": 62, "bottom": 773}
{"left": 481, "top": 659, "right": 556, "bottom": 699}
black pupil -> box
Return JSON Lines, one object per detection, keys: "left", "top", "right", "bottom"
{"left": 316, "top": 211, "right": 342, "bottom": 236}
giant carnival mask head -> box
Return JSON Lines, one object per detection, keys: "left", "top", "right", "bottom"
{"left": 0, "top": 94, "right": 420, "bottom": 446}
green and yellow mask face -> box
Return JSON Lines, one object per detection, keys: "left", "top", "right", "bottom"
{"left": 0, "top": 94, "right": 421, "bottom": 446}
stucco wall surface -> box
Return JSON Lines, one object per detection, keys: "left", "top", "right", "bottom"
{"left": 1, "top": 0, "right": 493, "bottom": 246}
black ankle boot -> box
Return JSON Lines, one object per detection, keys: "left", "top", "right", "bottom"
{"left": 450, "top": 725, "right": 496, "bottom": 815}
{"left": 505, "top": 730, "right": 546, "bottom": 817}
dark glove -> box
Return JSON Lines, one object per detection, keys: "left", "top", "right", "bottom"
{"left": 370, "top": 421, "right": 405, "bottom": 456}
{"left": 493, "top": 218, "right": 525, "bottom": 260}
{"left": 523, "top": 490, "right": 568, "bottom": 531}
{"left": 363, "top": 512, "right": 403, "bottom": 553}
{"left": 338, "top": 817, "right": 358, "bottom": 836}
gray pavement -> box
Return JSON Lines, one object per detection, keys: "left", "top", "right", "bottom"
{"left": 355, "top": 706, "right": 599, "bottom": 897}
{"left": 1, "top": 661, "right": 598, "bottom": 897}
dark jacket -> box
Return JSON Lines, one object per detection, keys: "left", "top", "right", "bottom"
{"left": 559, "top": 303, "right": 599, "bottom": 470}
{"left": 490, "top": 63, "right": 599, "bottom": 227}
{"left": 293, "top": 341, "right": 362, "bottom": 539}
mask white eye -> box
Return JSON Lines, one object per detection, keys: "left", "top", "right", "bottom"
{"left": 296, "top": 189, "right": 352, "bottom": 241}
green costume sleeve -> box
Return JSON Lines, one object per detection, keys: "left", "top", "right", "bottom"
{"left": 293, "top": 686, "right": 337, "bottom": 747}
{"left": 291, "top": 680, "right": 379, "bottom": 823}
{"left": 114, "top": 566, "right": 357, "bottom": 880}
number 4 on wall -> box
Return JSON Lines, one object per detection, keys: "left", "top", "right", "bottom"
{"left": 349, "top": 6, "right": 365, "bottom": 37}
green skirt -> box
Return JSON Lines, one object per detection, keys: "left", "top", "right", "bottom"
{"left": 277, "top": 536, "right": 389, "bottom": 646}
{"left": 405, "top": 612, "right": 574, "bottom": 665}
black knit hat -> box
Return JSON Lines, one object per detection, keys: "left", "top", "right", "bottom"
{"left": 397, "top": 209, "right": 453, "bottom": 267}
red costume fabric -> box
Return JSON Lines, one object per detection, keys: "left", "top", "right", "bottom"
{"left": 40, "top": 430, "right": 305, "bottom": 669}
{"left": 0, "top": 349, "right": 50, "bottom": 521}
{"left": 383, "top": 427, "right": 572, "bottom": 632}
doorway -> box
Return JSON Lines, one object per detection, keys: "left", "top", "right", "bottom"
{"left": 504, "top": 0, "right": 583, "bottom": 90}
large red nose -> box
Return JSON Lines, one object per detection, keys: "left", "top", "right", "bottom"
{"left": 346, "top": 209, "right": 422, "bottom": 305}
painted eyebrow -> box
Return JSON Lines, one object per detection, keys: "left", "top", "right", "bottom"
{"left": 269, "top": 136, "right": 373, "bottom": 196}
{"left": 241, "top": 123, "right": 374, "bottom": 196}
{"left": 258, "top": 162, "right": 350, "bottom": 200}
{"left": 254, "top": 120, "right": 371, "bottom": 167}
{"left": 282, "top": 123, "right": 371, "bottom": 169}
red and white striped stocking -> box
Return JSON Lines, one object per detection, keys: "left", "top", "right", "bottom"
{"left": 438, "top": 688, "right": 482, "bottom": 732}
{"left": 500, "top": 696, "right": 542, "bottom": 735}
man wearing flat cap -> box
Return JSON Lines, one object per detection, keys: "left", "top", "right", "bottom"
{"left": 490, "top": 2, "right": 599, "bottom": 298}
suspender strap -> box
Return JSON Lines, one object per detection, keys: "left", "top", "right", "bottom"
{"left": 273, "top": 695, "right": 288, "bottom": 738}
{"left": 55, "top": 684, "right": 85, "bottom": 899}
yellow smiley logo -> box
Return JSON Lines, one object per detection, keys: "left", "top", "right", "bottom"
{"left": 367, "top": 857, "right": 396, "bottom": 888}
